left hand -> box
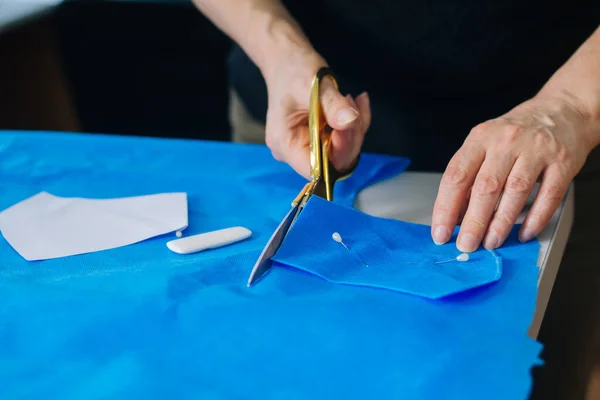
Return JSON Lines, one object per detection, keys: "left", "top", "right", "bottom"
{"left": 431, "top": 93, "right": 599, "bottom": 252}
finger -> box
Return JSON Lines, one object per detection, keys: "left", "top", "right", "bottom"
{"left": 519, "top": 164, "right": 569, "bottom": 242}
{"left": 483, "top": 157, "right": 542, "bottom": 249}
{"left": 457, "top": 153, "right": 514, "bottom": 252}
{"left": 265, "top": 108, "right": 311, "bottom": 179}
{"left": 431, "top": 145, "right": 485, "bottom": 245}
{"left": 284, "top": 125, "right": 311, "bottom": 179}
{"left": 330, "top": 93, "right": 370, "bottom": 171}
{"left": 355, "top": 92, "right": 372, "bottom": 133}
{"left": 319, "top": 77, "right": 360, "bottom": 130}
{"left": 457, "top": 187, "right": 472, "bottom": 224}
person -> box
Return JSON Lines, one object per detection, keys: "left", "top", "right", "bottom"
{"left": 192, "top": 3, "right": 599, "bottom": 397}
{"left": 193, "top": 0, "right": 599, "bottom": 255}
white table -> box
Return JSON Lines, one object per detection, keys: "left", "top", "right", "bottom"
{"left": 0, "top": 0, "right": 63, "bottom": 35}
{"left": 356, "top": 172, "right": 574, "bottom": 339}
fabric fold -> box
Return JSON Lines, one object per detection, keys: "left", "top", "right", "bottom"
{"left": 272, "top": 196, "right": 503, "bottom": 299}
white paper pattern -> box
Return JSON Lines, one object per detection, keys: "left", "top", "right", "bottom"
{"left": 0, "top": 192, "right": 188, "bottom": 261}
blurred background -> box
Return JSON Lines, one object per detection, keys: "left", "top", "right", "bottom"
{"left": 1, "top": 1, "right": 600, "bottom": 399}
{"left": 0, "top": 0, "right": 231, "bottom": 140}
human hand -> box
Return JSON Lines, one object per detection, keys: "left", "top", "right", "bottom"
{"left": 262, "top": 50, "right": 371, "bottom": 178}
{"left": 432, "top": 94, "right": 599, "bottom": 252}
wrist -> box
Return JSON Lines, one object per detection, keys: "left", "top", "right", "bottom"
{"left": 538, "top": 75, "right": 600, "bottom": 145}
{"left": 258, "top": 26, "right": 318, "bottom": 83}
{"left": 562, "top": 89, "right": 600, "bottom": 149}
{"left": 242, "top": 5, "right": 315, "bottom": 80}
{"left": 534, "top": 87, "right": 600, "bottom": 150}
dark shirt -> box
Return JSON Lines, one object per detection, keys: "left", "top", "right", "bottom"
{"left": 228, "top": 0, "right": 599, "bottom": 171}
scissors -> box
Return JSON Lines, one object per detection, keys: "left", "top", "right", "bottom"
{"left": 247, "top": 67, "right": 359, "bottom": 287}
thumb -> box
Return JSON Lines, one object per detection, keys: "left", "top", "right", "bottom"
{"left": 319, "top": 77, "right": 360, "bottom": 130}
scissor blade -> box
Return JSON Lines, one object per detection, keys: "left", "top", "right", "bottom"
{"left": 247, "top": 204, "right": 301, "bottom": 287}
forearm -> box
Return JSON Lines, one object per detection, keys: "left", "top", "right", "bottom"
{"left": 192, "top": 0, "right": 313, "bottom": 76}
{"left": 538, "top": 25, "right": 600, "bottom": 146}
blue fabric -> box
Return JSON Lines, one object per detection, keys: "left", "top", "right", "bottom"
{"left": 273, "top": 196, "right": 503, "bottom": 299}
{"left": 0, "top": 131, "right": 541, "bottom": 399}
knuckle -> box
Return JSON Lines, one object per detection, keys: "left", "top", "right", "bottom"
{"left": 322, "top": 89, "right": 340, "bottom": 110}
{"left": 442, "top": 164, "right": 470, "bottom": 187}
{"left": 533, "top": 129, "right": 551, "bottom": 148}
{"left": 555, "top": 146, "right": 573, "bottom": 164}
{"left": 501, "top": 124, "right": 522, "bottom": 144}
{"left": 470, "top": 121, "right": 491, "bottom": 137}
{"left": 463, "top": 214, "right": 488, "bottom": 230}
{"left": 505, "top": 175, "right": 532, "bottom": 195}
{"left": 554, "top": 162, "right": 573, "bottom": 180}
{"left": 265, "top": 131, "right": 285, "bottom": 162}
{"left": 541, "top": 184, "right": 565, "bottom": 203}
{"left": 265, "top": 132, "right": 278, "bottom": 150}
{"left": 528, "top": 210, "right": 544, "bottom": 221}
{"left": 526, "top": 210, "right": 548, "bottom": 229}
{"left": 435, "top": 203, "right": 453, "bottom": 213}
{"left": 530, "top": 128, "right": 574, "bottom": 166}
{"left": 433, "top": 203, "right": 453, "bottom": 219}
{"left": 473, "top": 174, "right": 503, "bottom": 197}
{"left": 266, "top": 138, "right": 282, "bottom": 158}
{"left": 323, "top": 90, "right": 335, "bottom": 106}
{"left": 493, "top": 211, "right": 516, "bottom": 227}
{"left": 269, "top": 147, "right": 284, "bottom": 161}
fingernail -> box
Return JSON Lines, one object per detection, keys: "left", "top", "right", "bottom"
{"left": 484, "top": 231, "right": 499, "bottom": 250}
{"left": 337, "top": 108, "right": 359, "bottom": 126}
{"left": 457, "top": 233, "right": 478, "bottom": 252}
{"left": 433, "top": 226, "right": 450, "bottom": 245}
{"left": 363, "top": 92, "right": 371, "bottom": 105}
{"left": 519, "top": 229, "right": 535, "bottom": 243}
{"left": 346, "top": 95, "right": 359, "bottom": 109}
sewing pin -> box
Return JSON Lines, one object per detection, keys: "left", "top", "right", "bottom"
{"left": 332, "top": 232, "right": 370, "bottom": 268}
{"left": 434, "top": 253, "right": 470, "bottom": 264}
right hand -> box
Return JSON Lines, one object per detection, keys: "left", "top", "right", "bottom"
{"left": 262, "top": 49, "right": 371, "bottom": 179}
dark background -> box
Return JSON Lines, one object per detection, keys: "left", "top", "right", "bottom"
{"left": 0, "top": 0, "right": 233, "bottom": 140}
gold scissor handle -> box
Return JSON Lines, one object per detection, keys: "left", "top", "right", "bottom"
{"left": 308, "top": 67, "right": 358, "bottom": 201}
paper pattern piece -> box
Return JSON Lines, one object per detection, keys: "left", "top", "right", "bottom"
{"left": 272, "top": 196, "right": 503, "bottom": 299}
{"left": 0, "top": 131, "right": 540, "bottom": 400}
{"left": 0, "top": 192, "right": 188, "bottom": 261}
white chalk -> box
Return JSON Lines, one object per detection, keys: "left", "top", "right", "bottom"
{"left": 166, "top": 226, "right": 252, "bottom": 255}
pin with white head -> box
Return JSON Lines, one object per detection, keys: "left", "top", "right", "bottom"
{"left": 332, "top": 232, "right": 370, "bottom": 268}
{"left": 176, "top": 231, "right": 183, "bottom": 238}
{"left": 434, "top": 253, "right": 470, "bottom": 264}
{"left": 456, "top": 253, "right": 469, "bottom": 262}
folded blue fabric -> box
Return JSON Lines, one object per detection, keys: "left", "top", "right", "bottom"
{"left": 0, "top": 131, "right": 541, "bottom": 400}
{"left": 273, "top": 196, "right": 503, "bottom": 299}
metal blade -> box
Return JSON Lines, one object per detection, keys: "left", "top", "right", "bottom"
{"left": 247, "top": 204, "right": 301, "bottom": 287}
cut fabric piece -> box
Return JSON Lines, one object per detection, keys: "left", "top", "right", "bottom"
{"left": 272, "top": 196, "right": 503, "bottom": 299}
{"left": 0, "top": 191, "right": 188, "bottom": 261}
